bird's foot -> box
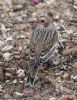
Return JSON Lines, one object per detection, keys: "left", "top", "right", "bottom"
{"left": 26, "top": 76, "right": 35, "bottom": 87}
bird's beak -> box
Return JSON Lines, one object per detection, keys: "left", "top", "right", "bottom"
{"left": 28, "top": 18, "right": 37, "bottom": 24}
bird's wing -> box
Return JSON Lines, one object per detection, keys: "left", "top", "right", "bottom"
{"left": 29, "top": 27, "right": 43, "bottom": 66}
{"left": 39, "top": 26, "right": 59, "bottom": 63}
{"left": 29, "top": 24, "right": 59, "bottom": 66}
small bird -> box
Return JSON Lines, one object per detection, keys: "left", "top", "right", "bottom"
{"left": 27, "top": 15, "right": 60, "bottom": 86}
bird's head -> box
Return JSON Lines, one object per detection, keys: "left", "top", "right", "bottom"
{"left": 28, "top": 12, "right": 53, "bottom": 28}
{"left": 38, "top": 12, "right": 53, "bottom": 27}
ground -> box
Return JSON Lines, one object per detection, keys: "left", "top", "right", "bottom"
{"left": 0, "top": 0, "right": 77, "bottom": 99}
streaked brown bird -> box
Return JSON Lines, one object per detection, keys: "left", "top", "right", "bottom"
{"left": 27, "top": 15, "right": 61, "bottom": 86}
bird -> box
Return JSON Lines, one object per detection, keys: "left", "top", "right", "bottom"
{"left": 27, "top": 15, "right": 61, "bottom": 87}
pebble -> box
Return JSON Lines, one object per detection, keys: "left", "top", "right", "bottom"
{"left": 1, "top": 24, "right": 6, "bottom": 32}
{"left": 15, "top": 16, "right": 23, "bottom": 22}
{"left": 34, "top": 95, "right": 41, "bottom": 100}
{"left": 44, "top": 0, "right": 55, "bottom": 5}
{"left": 63, "top": 48, "right": 77, "bottom": 56}
{"left": 2, "top": 45, "right": 13, "bottom": 52}
{"left": 9, "top": 12, "right": 15, "bottom": 17}
{"left": 0, "top": 41, "right": 5, "bottom": 48}
{"left": 4, "top": 94, "right": 11, "bottom": 99}
{"left": 6, "top": 36, "right": 13, "bottom": 42}
{"left": 74, "top": 0, "right": 77, "bottom": 5}
{"left": 66, "top": 0, "right": 74, "bottom": 4}
{"left": 71, "top": 75, "right": 77, "bottom": 80}
{"left": 14, "top": 92, "right": 23, "bottom": 96}
{"left": 15, "top": 83, "right": 24, "bottom": 93}
{"left": 17, "top": 69, "right": 25, "bottom": 78}
{"left": 17, "top": 35, "right": 25, "bottom": 39}
{"left": 13, "top": 79, "right": 17, "bottom": 84}
{"left": 3, "top": 52, "right": 11, "bottom": 61}
{"left": 63, "top": 72, "right": 69, "bottom": 78}
{"left": 0, "top": 67, "right": 4, "bottom": 81}
{"left": 23, "top": 88, "right": 34, "bottom": 96}
{"left": 59, "top": 95, "right": 73, "bottom": 100}
{"left": 73, "top": 5, "right": 77, "bottom": 9}
{"left": 49, "top": 97, "right": 57, "bottom": 100}
{"left": 13, "top": 5, "right": 23, "bottom": 12}
{"left": 0, "top": 84, "right": 3, "bottom": 91}
{"left": 5, "top": 72, "right": 12, "bottom": 77}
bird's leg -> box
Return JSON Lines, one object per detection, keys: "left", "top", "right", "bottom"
{"left": 27, "top": 65, "right": 39, "bottom": 87}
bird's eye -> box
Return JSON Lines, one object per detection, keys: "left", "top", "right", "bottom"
{"left": 41, "top": 19, "right": 45, "bottom": 23}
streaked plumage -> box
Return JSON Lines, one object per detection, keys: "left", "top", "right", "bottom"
{"left": 27, "top": 16, "right": 60, "bottom": 86}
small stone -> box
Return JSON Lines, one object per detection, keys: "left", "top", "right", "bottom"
{"left": 44, "top": 0, "right": 55, "bottom": 5}
{"left": 1, "top": 24, "right": 6, "bottom": 32}
{"left": 17, "top": 35, "right": 25, "bottom": 39}
{"left": 15, "top": 16, "right": 23, "bottom": 22}
{"left": 4, "top": 94, "right": 11, "bottom": 99}
{"left": 5, "top": 72, "right": 12, "bottom": 77}
{"left": 12, "top": 0, "right": 26, "bottom": 4}
{"left": 71, "top": 75, "right": 77, "bottom": 80}
{"left": 53, "top": 59, "right": 60, "bottom": 65}
{"left": 1, "top": 14, "right": 5, "bottom": 18}
{"left": 24, "top": 48, "right": 29, "bottom": 56}
{"left": 56, "top": 77, "right": 62, "bottom": 83}
{"left": 14, "top": 92, "right": 23, "bottom": 96}
{"left": 6, "top": 36, "right": 13, "bottom": 42}
{"left": 0, "top": 84, "right": 3, "bottom": 91}
{"left": 66, "top": 0, "right": 74, "bottom": 4}
{"left": 25, "top": 39, "right": 30, "bottom": 44}
{"left": 2, "top": 45, "right": 13, "bottom": 51}
{"left": 15, "top": 83, "right": 24, "bottom": 93}
{"left": 63, "top": 48, "right": 77, "bottom": 56}
{"left": 34, "top": 95, "right": 41, "bottom": 100}
{"left": 54, "top": 15, "right": 60, "bottom": 21}
{"left": 17, "top": 69, "right": 25, "bottom": 78}
{"left": 0, "top": 67, "right": 4, "bottom": 81}
{"left": 9, "top": 12, "right": 15, "bottom": 17}
{"left": 3, "top": 52, "right": 11, "bottom": 61}
{"left": 23, "top": 88, "right": 34, "bottom": 96}
{"left": 36, "top": 3, "right": 47, "bottom": 8}
{"left": 19, "top": 47, "right": 22, "bottom": 52}
{"left": 13, "top": 5, "right": 23, "bottom": 12}
{"left": 73, "top": 5, "right": 77, "bottom": 9}
{"left": 49, "top": 97, "right": 56, "bottom": 100}
{"left": 26, "top": 32, "right": 31, "bottom": 39}
{"left": 73, "top": 62, "right": 77, "bottom": 68}
{"left": 0, "top": 41, "right": 5, "bottom": 48}
{"left": 15, "top": 55, "right": 20, "bottom": 59}
{"left": 61, "top": 87, "right": 73, "bottom": 94}
{"left": 59, "top": 95, "right": 73, "bottom": 100}
{"left": 63, "top": 72, "right": 69, "bottom": 78}
{"left": 4, "top": 0, "right": 12, "bottom": 5}
{"left": 13, "top": 79, "right": 17, "bottom": 84}
{"left": 17, "top": 69, "right": 24, "bottom": 74}
{"left": 3, "top": 4, "right": 12, "bottom": 12}
{"left": 74, "top": 0, "right": 77, "bottom": 5}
